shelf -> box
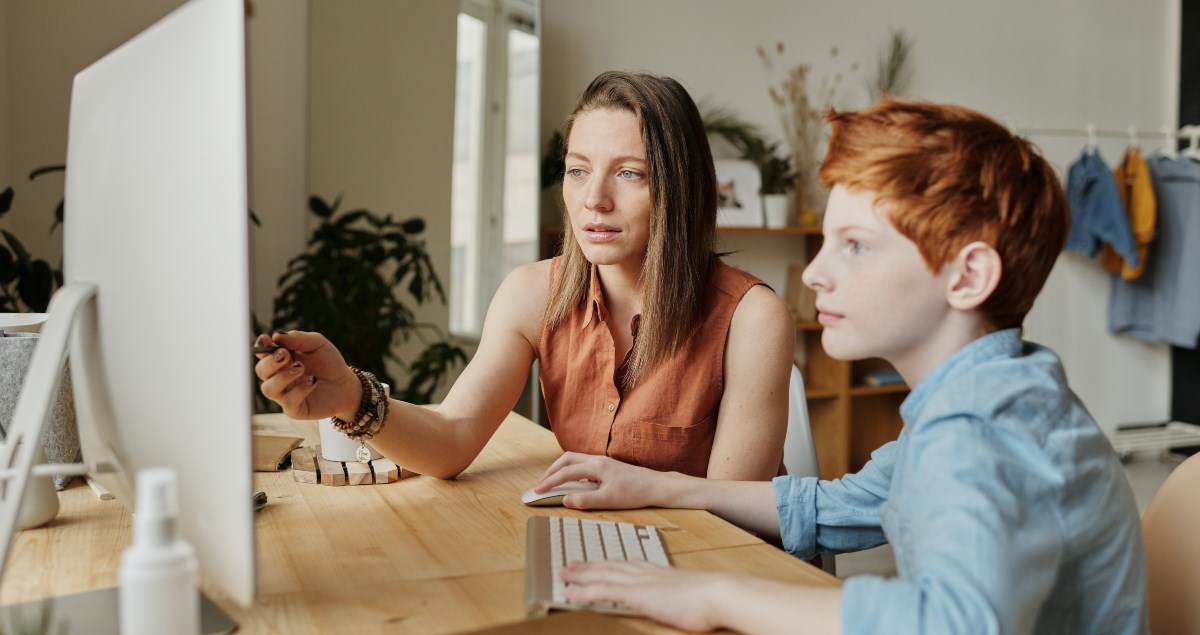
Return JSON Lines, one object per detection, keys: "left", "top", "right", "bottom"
{"left": 716, "top": 225, "right": 822, "bottom": 235}
{"left": 541, "top": 225, "right": 821, "bottom": 236}
{"left": 805, "top": 387, "right": 840, "bottom": 400}
{"left": 849, "top": 384, "right": 909, "bottom": 397}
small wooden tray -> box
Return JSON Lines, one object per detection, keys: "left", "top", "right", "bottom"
{"left": 290, "top": 445, "right": 416, "bottom": 486}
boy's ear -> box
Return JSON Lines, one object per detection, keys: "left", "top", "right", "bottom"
{"left": 946, "top": 241, "right": 1002, "bottom": 311}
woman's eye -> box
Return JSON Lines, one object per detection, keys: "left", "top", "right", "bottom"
{"left": 618, "top": 169, "right": 641, "bottom": 180}
{"left": 566, "top": 168, "right": 585, "bottom": 179}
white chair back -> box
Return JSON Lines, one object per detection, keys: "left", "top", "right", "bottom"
{"left": 783, "top": 365, "right": 820, "bottom": 478}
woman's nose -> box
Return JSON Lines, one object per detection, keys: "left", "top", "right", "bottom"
{"left": 585, "top": 179, "right": 612, "bottom": 212}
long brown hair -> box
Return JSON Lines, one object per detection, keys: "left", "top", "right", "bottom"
{"left": 544, "top": 70, "right": 717, "bottom": 386}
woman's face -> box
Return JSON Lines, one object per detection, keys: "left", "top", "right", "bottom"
{"left": 562, "top": 108, "right": 653, "bottom": 269}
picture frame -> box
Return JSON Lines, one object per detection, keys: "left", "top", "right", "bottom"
{"left": 714, "top": 159, "right": 763, "bottom": 227}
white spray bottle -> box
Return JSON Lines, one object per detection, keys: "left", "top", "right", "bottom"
{"left": 119, "top": 467, "right": 199, "bottom": 635}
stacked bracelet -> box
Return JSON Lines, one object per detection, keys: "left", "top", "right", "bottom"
{"left": 330, "top": 367, "right": 389, "bottom": 441}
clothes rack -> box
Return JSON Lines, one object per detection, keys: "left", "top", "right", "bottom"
{"left": 1017, "top": 124, "right": 1199, "bottom": 158}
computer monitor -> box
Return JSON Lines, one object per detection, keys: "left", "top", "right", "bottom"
{"left": 0, "top": 0, "right": 255, "bottom": 616}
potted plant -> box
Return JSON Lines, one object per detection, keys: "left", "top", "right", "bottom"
{"left": 270, "top": 194, "right": 467, "bottom": 405}
{"left": 703, "top": 109, "right": 795, "bottom": 227}
{"left": 0, "top": 166, "right": 66, "bottom": 313}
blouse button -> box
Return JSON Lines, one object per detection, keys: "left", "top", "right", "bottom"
{"left": 606, "top": 403, "right": 615, "bottom": 412}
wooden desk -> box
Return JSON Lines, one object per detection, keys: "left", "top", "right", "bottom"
{"left": 2, "top": 412, "right": 838, "bottom": 633}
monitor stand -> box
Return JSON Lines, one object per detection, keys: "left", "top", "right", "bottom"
{"left": 0, "top": 284, "right": 238, "bottom": 633}
{"left": 0, "top": 587, "right": 235, "bottom": 635}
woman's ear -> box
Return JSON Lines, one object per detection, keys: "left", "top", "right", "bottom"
{"left": 946, "top": 241, "right": 1002, "bottom": 311}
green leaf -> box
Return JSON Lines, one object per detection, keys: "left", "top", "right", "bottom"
{"left": 309, "top": 195, "right": 335, "bottom": 219}
{"left": 0, "top": 247, "right": 14, "bottom": 283}
{"left": 28, "top": 164, "right": 65, "bottom": 180}
{"left": 0, "top": 187, "right": 12, "bottom": 218}
{"left": 1, "top": 230, "right": 31, "bottom": 264}
{"left": 400, "top": 218, "right": 425, "bottom": 234}
{"left": 17, "top": 259, "right": 52, "bottom": 312}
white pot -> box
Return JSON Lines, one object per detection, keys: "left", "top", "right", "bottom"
{"left": 763, "top": 194, "right": 791, "bottom": 229}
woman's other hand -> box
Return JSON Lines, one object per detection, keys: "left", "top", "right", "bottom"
{"left": 253, "top": 330, "right": 360, "bottom": 421}
{"left": 534, "top": 452, "right": 676, "bottom": 510}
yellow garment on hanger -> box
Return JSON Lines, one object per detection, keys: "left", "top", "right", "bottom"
{"left": 1101, "top": 147, "right": 1156, "bottom": 279}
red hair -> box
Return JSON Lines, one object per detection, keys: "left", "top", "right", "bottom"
{"left": 819, "top": 100, "right": 1069, "bottom": 330}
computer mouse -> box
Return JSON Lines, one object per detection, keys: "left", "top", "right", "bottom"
{"left": 521, "top": 480, "right": 600, "bottom": 506}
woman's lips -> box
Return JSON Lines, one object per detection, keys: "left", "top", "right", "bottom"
{"left": 582, "top": 224, "right": 621, "bottom": 242}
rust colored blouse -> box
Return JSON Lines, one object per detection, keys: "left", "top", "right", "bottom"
{"left": 536, "top": 257, "right": 765, "bottom": 477}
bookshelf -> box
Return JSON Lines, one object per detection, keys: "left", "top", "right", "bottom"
{"left": 539, "top": 224, "right": 906, "bottom": 479}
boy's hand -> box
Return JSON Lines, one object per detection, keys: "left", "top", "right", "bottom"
{"left": 561, "top": 561, "right": 726, "bottom": 632}
{"left": 534, "top": 452, "right": 670, "bottom": 509}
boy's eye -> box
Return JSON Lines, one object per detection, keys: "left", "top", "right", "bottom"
{"left": 847, "top": 239, "right": 865, "bottom": 254}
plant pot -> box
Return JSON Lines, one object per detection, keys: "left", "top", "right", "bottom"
{"left": 763, "top": 193, "right": 791, "bottom": 229}
{"left": 0, "top": 323, "right": 80, "bottom": 492}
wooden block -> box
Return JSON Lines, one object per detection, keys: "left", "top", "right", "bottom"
{"left": 290, "top": 446, "right": 319, "bottom": 484}
{"left": 345, "top": 460, "right": 373, "bottom": 485}
{"left": 315, "top": 454, "right": 346, "bottom": 486}
{"left": 292, "top": 444, "right": 411, "bottom": 486}
{"left": 371, "top": 458, "right": 399, "bottom": 483}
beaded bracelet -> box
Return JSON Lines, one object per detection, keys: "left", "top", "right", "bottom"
{"left": 331, "top": 367, "right": 389, "bottom": 443}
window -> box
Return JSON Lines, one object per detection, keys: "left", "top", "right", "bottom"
{"left": 450, "top": 0, "right": 539, "bottom": 337}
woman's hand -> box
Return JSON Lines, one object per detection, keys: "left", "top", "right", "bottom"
{"left": 534, "top": 452, "right": 674, "bottom": 510}
{"left": 253, "top": 330, "right": 360, "bottom": 421}
{"left": 561, "top": 561, "right": 727, "bottom": 632}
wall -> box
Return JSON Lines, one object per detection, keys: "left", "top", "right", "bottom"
{"left": 0, "top": 0, "right": 469, "bottom": 403}
{"left": 0, "top": 0, "right": 308, "bottom": 326}
{"left": 0, "top": 1, "right": 9, "bottom": 186}
{"left": 1, "top": 0, "right": 179, "bottom": 264}
{"left": 308, "top": 0, "right": 461, "bottom": 395}
{"left": 542, "top": 0, "right": 1179, "bottom": 432}
{"left": 246, "top": 0, "right": 308, "bottom": 323}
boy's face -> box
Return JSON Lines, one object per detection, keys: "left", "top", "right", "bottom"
{"left": 803, "top": 185, "right": 956, "bottom": 370}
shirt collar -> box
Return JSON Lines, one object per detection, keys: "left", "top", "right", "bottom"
{"left": 581, "top": 262, "right": 609, "bottom": 328}
{"left": 900, "top": 328, "right": 1023, "bottom": 423}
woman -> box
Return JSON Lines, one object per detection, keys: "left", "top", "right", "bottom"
{"left": 255, "top": 70, "right": 794, "bottom": 481}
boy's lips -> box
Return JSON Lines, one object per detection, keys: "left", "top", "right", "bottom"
{"left": 816, "top": 307, "right": 844, "bottom": 324}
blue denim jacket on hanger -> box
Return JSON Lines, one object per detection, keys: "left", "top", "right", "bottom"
{"left": 1065, "top": 149, "right": 1139, "bottom": 269}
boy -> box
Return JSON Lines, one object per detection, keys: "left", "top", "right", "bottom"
{"left": 533, "top": 100, "right": 1148, "bottom": 634}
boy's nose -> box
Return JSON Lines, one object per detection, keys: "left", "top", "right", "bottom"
{"left": 801, "top": 247, "right": 831, "bottom": 291}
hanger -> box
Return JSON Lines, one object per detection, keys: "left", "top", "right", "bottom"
{"left": 1085, "top": 123, "right": 1097, "bottom": 152}
{"left": 1183, "top": 126, "right": 1200, "bottom": 161}
{"left": 1161, "top": 126, "right": 1178, "bottom": 159}
{"left": 1127, "top": 126, "right": 1138, "bottom": 149}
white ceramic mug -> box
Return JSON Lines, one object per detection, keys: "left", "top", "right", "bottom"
{"left": 318, "top": 383, "right": 387, "bottom": 462}
{"left": 18, "top": 445, "right": 60, "bottom": 529}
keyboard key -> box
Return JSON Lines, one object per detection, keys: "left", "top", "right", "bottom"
{"left": 527, "top": 516, "right": 672, "bottom": 617}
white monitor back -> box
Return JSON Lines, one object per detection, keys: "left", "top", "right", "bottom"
{"left": 64, "top": 0, "right": 255, "bottom": 605}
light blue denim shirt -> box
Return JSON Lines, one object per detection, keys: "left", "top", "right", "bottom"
{"left": 774, "top": 329, "right": 1147, "bottom": 634}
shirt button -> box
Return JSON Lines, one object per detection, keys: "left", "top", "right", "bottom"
{"left": 607, "top": 403, "right": 615, "bottom": 412}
